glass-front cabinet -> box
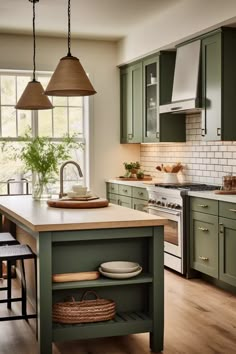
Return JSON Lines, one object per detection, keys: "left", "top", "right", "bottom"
{"left": 143, "top": 56, "right": 159, "bottom": 142}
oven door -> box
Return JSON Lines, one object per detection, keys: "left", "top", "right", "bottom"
{"left": 147, "top": 206, "right": 182, "bottom": 258}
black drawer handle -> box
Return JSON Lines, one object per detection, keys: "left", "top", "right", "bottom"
{"left": 123, "top": 189, "right": 128, "bottom": 193}
{"left": 171, "top": 106, "right": 182, "bottom": 111}
{"left": 138, "top": 192, "right": 144, "bottom": 196}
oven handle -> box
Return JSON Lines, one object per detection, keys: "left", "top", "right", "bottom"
{"left": 147, "top": 205, "right": 182, "bottom": 217}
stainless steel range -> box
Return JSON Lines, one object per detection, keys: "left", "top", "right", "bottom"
{"left": 146, "top": 183, "right": 218, "bottom": 274}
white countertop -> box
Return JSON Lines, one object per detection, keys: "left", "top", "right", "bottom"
{"left": 0, "top": 195, "right": 167, "bottom": 232}
{"left": 188, "top": 190, "right": 236, "bottom": 203}
{"left": 106, "top": 179, "right": 158, "bottom": 188}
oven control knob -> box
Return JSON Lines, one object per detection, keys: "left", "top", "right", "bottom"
{"left": 175, "top": 204, "right": 181, "bottom": 209}
{"left": 148, "top": 199, "right": 154, "bottom": 204}
{"left": 167, "top": 203, "right": 171, "bottom": 208}
{"left": 156, "top": 200, "right": 161, "bottom": 205}
{"left": 161, "top": 202, "right": 165, "bottom": 207}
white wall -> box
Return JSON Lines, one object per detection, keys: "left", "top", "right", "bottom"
{"left": 118, "top": 0, "right": 236, "bottom": 64}
{"left": 0, "top": 34, "right": 140, "bottom": 197}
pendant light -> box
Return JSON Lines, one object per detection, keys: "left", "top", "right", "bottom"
{"left": 15, "top": 0, "right": 53, "bottom": 110}
{"left": 44, "top": 0, "right": 96, "bottom": 97}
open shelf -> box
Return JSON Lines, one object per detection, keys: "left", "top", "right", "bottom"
{"left": 53, "top": 311, "right": 152, "bottom": 342}
{"left": 52, "top": 273, "right": 153, "bottom": 290}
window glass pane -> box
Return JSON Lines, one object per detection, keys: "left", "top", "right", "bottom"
{"left": 69, "top": 107, "right": 83, "bottom": 135}
{"left": 69, "top": 97, "right": 82, "bottom": 107}
{"left": 17, "top": 76, "right": 31, "bottom": 100}
{"left": 37, "top": 76, "right": 50, "bottom": 89}
{"left": 53, "top": 107, "right": 68, "bottom": 137}
{"left": 38, "top": 110, "right": 53, "bottom": 137}
{"left": 1, "top": 76, "right": 16, "bottom": 105}
{"left": 53, "top": 97, "right": 67, "bottom": 106}
{"left": 0, "top": 141, "right": 30, "bottom": 195}
{"left": 1, "top": 107, "right": 17, "bottom": 137}
{"left": 18, "top": 110, "right": 32, "bottom": 136}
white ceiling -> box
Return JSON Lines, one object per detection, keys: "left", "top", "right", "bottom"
{"left": 0, "top": 0, "right": 183, "bottom": 40}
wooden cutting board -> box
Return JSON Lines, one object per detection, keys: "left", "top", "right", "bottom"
{"left": 47, "top": 198, "right": 109, "bottom": 209}
{"left": 214, "top": 190, "right": 236, "bottom": 195}
{"left": 52, "top": 271, "right": 100, "bottom": 282}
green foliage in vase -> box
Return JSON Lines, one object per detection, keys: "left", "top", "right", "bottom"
{"left": 3, "top": 131, "right": 84, "bottom": 184}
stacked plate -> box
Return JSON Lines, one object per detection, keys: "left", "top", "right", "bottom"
{"left": 99, "top": 261, "right": 142, "bottom": 279}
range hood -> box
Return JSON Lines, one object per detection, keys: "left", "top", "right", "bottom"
{"left": 160, "top": 40, "right": 201, "bottom": 114}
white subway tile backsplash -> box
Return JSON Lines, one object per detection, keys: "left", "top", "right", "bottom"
{"left": 140, "top": 114, "right": 236, "bottom": 185}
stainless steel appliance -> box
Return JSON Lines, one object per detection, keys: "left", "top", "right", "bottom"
{"left": 146, "top": 183, "right": 218, "bottom": 274}
{"left": 160, "top": 40, "right": 201, "bottom": 114}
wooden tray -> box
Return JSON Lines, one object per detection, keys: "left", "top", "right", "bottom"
{"left": 214, "top": 190, "right": 236, "bottom": 195}
{"left": 52, "top": 271, "right": 100, "bottom": 283}
{"left": 116, "top": 176, "right": 152, "bottom": 181}
{"left": 47, "top": 198, "right": 109, "bottom": 209}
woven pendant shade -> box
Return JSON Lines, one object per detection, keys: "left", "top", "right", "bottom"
{"left": 15, "top": 81, "right": 53, "bottom": 110}
{"left": 45, "top": 55, "right": 96, "bottom": 97}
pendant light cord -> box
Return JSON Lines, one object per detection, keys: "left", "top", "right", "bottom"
{"left": 67, "top": 0, "right": 72, "bottom": 56}
{"left": 32, "top": 0, "right": 36, "bottom": 81}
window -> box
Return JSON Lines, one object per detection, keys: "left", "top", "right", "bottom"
{"left": 0, "top": 71, "right": 88, "bottom": 195}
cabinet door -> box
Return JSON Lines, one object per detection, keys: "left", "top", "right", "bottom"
{"left": 142, "top": 56, "right": 159, "bottom": 142}
{"left": 120, "top": 63, "right": 142, "bottom": 143}
{"left": 118, "top": 195, "right": 132, "bottom": 208}
{"left": 201, "top": 33, "right": 221, "bottom": 141}
{"left": 108, "top": 193, "right": 119, "bottom": 205}
{"left": 219, "top": 217, "right": 236, "bottom": 287}
{"left": 190, "top": 211, "right": 218, "bottom": 278}
{"left": 132, "top": 198, "right": 148, "bottom": 212}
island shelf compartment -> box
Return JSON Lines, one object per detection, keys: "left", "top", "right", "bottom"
{"left": 52, "top": 283, "right": 153, "bottom": 342}
{"left": 51, "top": 228, "right": 152, "bottom": 277}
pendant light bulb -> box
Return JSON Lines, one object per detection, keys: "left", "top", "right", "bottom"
{"left": 45, "top": 0, "right": 96, "bottom": 97}
{"left": 15, "top": 0, "right": 53, "bottom": 110}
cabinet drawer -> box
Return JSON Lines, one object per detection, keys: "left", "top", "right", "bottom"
{"left": 219, "top": 201, "right": 236, "bottom": 219}
{"left": 190, "top": 197, "right": 218, "bottom": 215}
{"left": 118, "top": 184, "right": 132, "bottom": 197}
{"left": 118, "top": 195, "right": 132, "bottom": 208}
{"left": 132, "top": 198, "right": 148, "bottom": 212}
{"left": 108, "top": 193, "right": 119, "bottom": 205}
{"left": 108, "top": 183, "right": 118, "bottom": 194}
{"left": 132, "top": 187, "right": 148, "bottom": 200}
{"left": 190, "top": 211, "right": 218, "bottom": 278}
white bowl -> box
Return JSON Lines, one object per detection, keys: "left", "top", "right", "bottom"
{"left": 99, "top": 266, "right": 142, "bottom": 279}
{"left": 100, "top": 261, "right": 140, "bottom": 273}
{"left": 72, "top": 185, "right": 87, "bottom": 195}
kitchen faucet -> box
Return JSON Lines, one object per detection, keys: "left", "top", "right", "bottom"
{"left": 59, "top": 160, "right": 83, "bottom": 198}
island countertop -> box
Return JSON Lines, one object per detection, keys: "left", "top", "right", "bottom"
{"left": 0, "top": 195, "right": 167, "bottom": 232}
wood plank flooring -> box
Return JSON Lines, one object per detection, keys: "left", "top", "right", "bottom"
{"left": 0, "top": 269, "right": 236, "bottom": 354}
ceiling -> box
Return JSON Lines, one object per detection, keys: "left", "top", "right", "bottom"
{"left": 0, "top": 0, "right": 183, "bottom": 41}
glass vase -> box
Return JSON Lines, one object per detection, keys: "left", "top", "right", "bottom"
{"left": 32, "top": 173, "right": 51, "bottom": 201}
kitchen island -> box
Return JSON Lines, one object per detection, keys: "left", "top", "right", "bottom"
{"left": 0, "top": 195, "right": 166, "bottom": 354}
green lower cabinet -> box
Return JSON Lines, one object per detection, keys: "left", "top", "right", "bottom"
{"left": 108, "top": 193, "right": 119, "bottom": 205}
{"left": 219, "top": 217, "right": 236, "bottom": 287}
{"left": 190, "top": 211, "right": 218, "bottom": 278}
{"left": 106, "top": 183, "right": 148, "bottom": 211}
{"left": 118, "top": 195, "right": 132, "bottom": 208}
{"left": 132, "top": 198, "right": 148, "bottom": 212}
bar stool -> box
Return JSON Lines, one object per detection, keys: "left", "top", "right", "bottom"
{"left": 0, "top": 232, "right": 19, "bottom": 278}
{"left": 0, "top": 243, "right": 37, "bottom": 323}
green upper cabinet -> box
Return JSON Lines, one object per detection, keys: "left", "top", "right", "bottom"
{"left": 120, "top": 52, "right": 185, "bottom": 144}
{"left": 142, "top": 52, "right": 185, "bottom": 143}
{"left": 201, "top": 28, "right": 236, "bottom": 141}
{"left": 120, "top": 62, "right": 142, "bottom": 143}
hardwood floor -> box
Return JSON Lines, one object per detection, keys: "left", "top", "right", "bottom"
{"left": 0, "top": 269, "right": 236, "bottom": 354}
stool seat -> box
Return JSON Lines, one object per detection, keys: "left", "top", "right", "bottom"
{"left": 0, "top": 244, "right": 34, "bottom": 260}
{"left": 0, "top": 232, "right": 18, "bottom": 245}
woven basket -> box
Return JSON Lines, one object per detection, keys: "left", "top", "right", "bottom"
{"left": 52, "top": 290, "right": 116, "bottom": 324}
